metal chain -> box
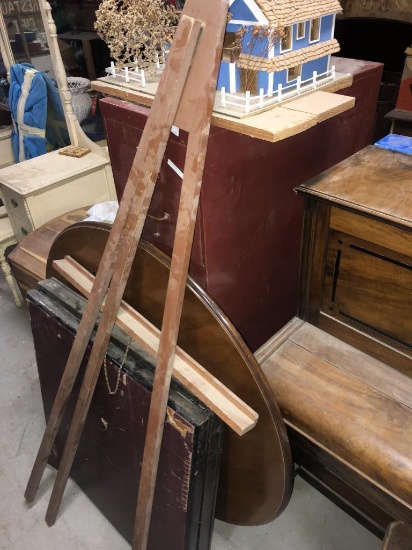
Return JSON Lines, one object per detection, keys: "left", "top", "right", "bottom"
{"left": 103, "top": 337, "right": 133, "bottom": 395}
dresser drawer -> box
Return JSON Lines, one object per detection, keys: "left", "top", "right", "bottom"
{"left": 23, "top": 166, "right": 115, "bottom": 228}
{"left": 1, "top": 185, "right": 31, "bottom": 222}
{"left": 10, "top": 212, "right": 34, "bottom": 241}
{"left": 1, "top": 186, "right": 34, "bottom": 241}
{"left": 330, "top": 207, "right": 412, "bottom": 258}
{"left": 0, "top": 129, "right": 14, "bottom": 168}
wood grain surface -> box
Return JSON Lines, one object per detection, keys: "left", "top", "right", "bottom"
{"left": 261, "top": 321, "right": 412, "bottom": 509}
{"left": 297, "top": 146, "right": 412, "bottom": 229}
{"left": 283, "top": 90, "right": 355, "bottom": 123}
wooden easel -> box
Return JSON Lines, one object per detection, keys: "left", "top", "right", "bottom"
{"left": 24, "top": 0, "right": 229, "bottom": 548}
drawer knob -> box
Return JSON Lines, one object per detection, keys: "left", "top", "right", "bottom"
{"left": 11, "top": 199, "right": 19, "bottom": 208}
{"left": 21, "top": 227, "right": 28, "bottom": 236}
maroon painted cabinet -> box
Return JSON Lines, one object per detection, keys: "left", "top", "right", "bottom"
{"left": 100, "top": 57, "right": 383, "bottom": 351}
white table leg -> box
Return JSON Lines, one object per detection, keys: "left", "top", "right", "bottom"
{"left": 0, "top": 244, "right": 22, "bottom": 307}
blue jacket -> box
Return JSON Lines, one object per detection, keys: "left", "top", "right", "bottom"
{"left": 9, "top": 63, "right": 70, "bottom": 162}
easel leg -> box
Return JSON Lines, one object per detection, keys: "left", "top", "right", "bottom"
{"left": 40, "top": 16, "right": 203, "bottom": 527}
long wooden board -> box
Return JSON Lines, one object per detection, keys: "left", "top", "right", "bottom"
{"left": 133, "top": 2, "right": 229, "bottom": 546}
{"left": 52, "top": 255, "right": 258, "bottom": 435}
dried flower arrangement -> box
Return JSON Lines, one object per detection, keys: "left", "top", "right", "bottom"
{"left": 95, "top": 0, "right": 179, "bottom": 74}
{"left": 235, "top": 24, "right": 284, "bottom": 92}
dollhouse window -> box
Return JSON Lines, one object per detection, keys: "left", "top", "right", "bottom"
{"left": 310, "top": 18, "right": 320, "bottom": 42}
{"left": 297, "top": 22, "right": 305, "bottom": 39}
{"left": 222, "top": 32, "right": 240, "bottom": 63}
{"left": 287, "top": 65, "right": 301, "bottom": 82}
{"left": 281, "top": 26, "right": 292, "bottom": 51}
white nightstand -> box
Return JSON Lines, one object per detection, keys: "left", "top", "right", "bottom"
{"left": 0, "top": 149, "right": 116, "bottom": 241}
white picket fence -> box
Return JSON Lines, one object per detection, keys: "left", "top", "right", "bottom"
{"left": 106, "top": 61, "right": 147, "bottom": 86}
{"left": 105, "top": 53, "right": 167, "bottom": 87}
{"left": 220, "top": 66, "right": 342, "bottom": 113}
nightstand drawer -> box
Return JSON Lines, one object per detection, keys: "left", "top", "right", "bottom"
{"left": 23, "top": 167, "right": 115, "bottom": 228}
{"left": 1, "top": 185, "right": 32, "bottom": 222}
{"left": 10, "top": 213, "right": 33, "bottom": 241}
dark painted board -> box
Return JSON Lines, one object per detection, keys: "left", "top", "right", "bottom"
{"left": 27, "top": 279, "right": 222, "bottom": 550}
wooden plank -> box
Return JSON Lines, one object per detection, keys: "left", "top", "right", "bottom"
{"left": 261, "top": 336, "right": 412, "bottom": 506}
{"left": 25, "top": 12, "right": 202, "bottom": 515}
{"left": 254, "top": 316, "right": 304, "bottom": 364}
{"left": 133, "top": 2, "right": 228, "bottom": 547}
{"left": 289, "top": 322, "right": 412, "bottom": 410}
{"left": 284, "top": 91, "right": 356, "bottom": 123}
{"left": 213, "top": 106, "right": 317, "bottom": 142}
{"left": 52, "top": 256, "right": 258, "bottom": 436}
{"left": 18, "top": 247, "right": 47, "bottom": 264}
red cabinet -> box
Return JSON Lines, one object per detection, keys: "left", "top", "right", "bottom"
{"left": 100, "top": 58, "right": 383, "bottom": 351}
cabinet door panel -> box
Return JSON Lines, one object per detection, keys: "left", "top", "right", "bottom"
{"left": 323, "top": 232, "right": 412, "bottom": 348}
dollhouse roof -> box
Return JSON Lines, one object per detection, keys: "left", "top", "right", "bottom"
{"left": 254, "top": 0, "right": 342, "bottom": 26}
{"left": 237, "top": 38, "right": 340, "bottom": 72}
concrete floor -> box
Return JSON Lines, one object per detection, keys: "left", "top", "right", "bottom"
{"left": 0, "top": 272, "right": 382, "bottom": 549}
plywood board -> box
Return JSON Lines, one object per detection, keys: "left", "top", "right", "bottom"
{"left": 284, "top": 91, "right": 356, "bottom": 123}
{"left": 216, "top": 106, "right": 317, "bottom": 142}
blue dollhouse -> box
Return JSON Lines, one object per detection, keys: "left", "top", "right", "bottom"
{"left": 217, "top": 0, "right": 342, "bottom": 106}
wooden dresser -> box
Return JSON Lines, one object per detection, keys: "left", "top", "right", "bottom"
{"left": 258, "top": 145, "right": 412, "bottom": 535}
{"left": 0, "top": 149, "right": 115, "bottom": 242}
{"left": 297, "top": 144, "right": 412, "bottom": 374}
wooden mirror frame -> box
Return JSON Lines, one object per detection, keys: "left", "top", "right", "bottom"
{"left": 0, "top": 10, "right": 15, "bottom": 71}
{"left": 0, "top": 2, "right": 108, "bottom": 157}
